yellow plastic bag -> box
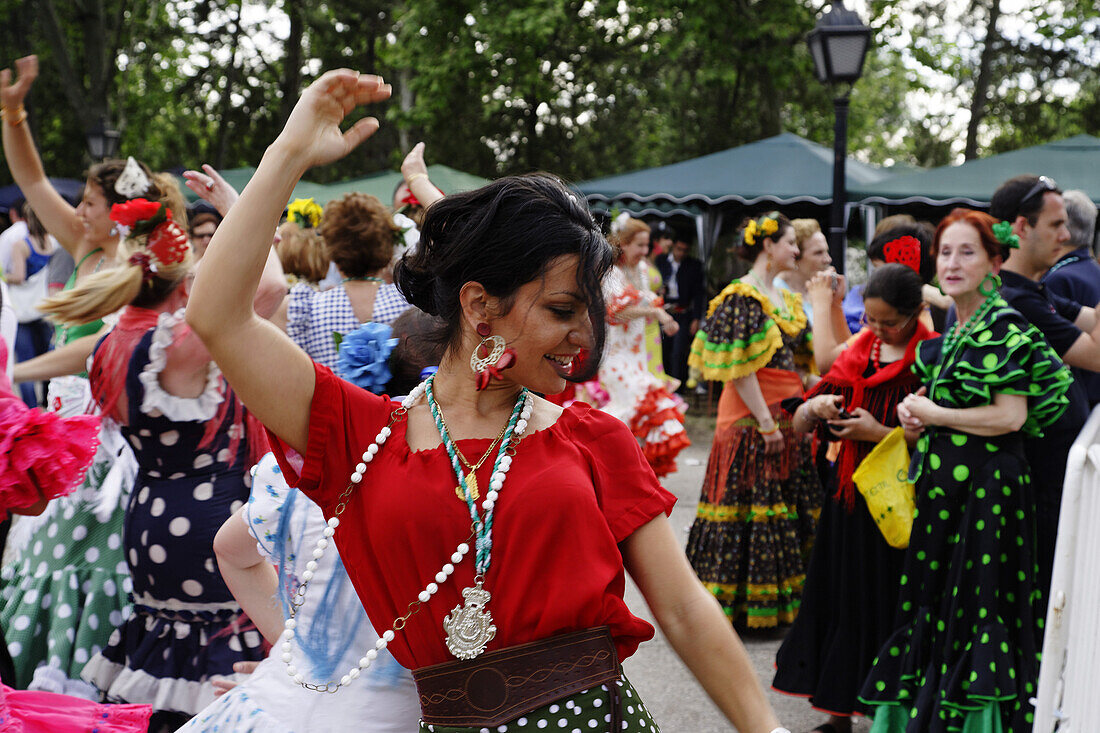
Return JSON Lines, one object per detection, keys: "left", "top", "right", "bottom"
{"left": 852, "top": 426, "right": 916, "bottom": 549}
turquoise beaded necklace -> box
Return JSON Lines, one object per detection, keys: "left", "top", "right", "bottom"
{"left": 341, "top": 276, "right": 385, "bottom": 285}
{"left": 424, "top": 376, "right": 529, "bottom": 577}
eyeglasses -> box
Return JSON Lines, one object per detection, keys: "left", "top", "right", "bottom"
{"left": 860, "top": 311, "right": 917, "bottom": 333}
{"left": 1019, "top": 176, "right": 1057, "bottom": 209}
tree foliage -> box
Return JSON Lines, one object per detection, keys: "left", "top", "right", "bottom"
{"left": 0, "top": 0, "right": 1098, "bottom": 191}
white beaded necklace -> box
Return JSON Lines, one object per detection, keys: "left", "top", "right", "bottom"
{"left": 281, "top": 378, "right": 534, "bottom": 691}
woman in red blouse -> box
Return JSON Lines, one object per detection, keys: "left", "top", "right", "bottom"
{"left": 186, "top": 70, "right": 788, "bottom": 733}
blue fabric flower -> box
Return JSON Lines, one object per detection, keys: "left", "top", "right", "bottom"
{"left": 336, "top": 322, "right": 398, "bottom": 394}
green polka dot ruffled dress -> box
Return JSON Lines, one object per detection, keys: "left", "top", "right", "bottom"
{"left": 1, "top": 453, "right": 132, "bottom": 695}
{"left": 859, "top": 304, "right": 1071, "bottom": 732}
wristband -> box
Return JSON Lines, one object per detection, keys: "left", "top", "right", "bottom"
{"left": 406, "top": 172, "right": 428, "bottom": 185}
{"left": 757, "top": 423, "right": 779, "bottom": 435}
{"left": 1, "top": 105, "right": 27, "bottom": 127}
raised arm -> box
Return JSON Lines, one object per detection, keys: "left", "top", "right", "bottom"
{"left": 622, "top": 515, "right": 783, "bottom": 733}
{"left": 808, "top": 270, "right": 850, "bottom": 373}
{"left": 1, "top": 56, "right": 84, "bottom": 254}
{"left": 401, "top": 142, "right": 445, "bottom": 208}
{"left": 186, "top": 70, "right": 391, "bottom": 454}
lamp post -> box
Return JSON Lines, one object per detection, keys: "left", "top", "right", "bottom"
{"left": 85, "top": 117, "right": 121, "bottom": 161}
{"left": 807, "top": 1, "right": 872, "bottom": 276}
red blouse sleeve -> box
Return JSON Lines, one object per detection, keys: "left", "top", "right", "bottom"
{"left": 267, "top": 361, "right": 395, "bottom": 512}
{"left": 571, "top": 405, "right": 676, "bottom": 541}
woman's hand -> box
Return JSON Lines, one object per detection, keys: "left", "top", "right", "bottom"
{"left": 807, "top": 270, "right": 834, "bottom": 304}
{"left": 271, "top": 69, "right": 391, "bottom": 170}
{"left": 898, "top": 386, "right": 937, "bottom": 429}
{"left": 401, "top": 141, "right": 429, "bottom": 182}
{"left": 182, "top": 164, "right": 240, "bottom": 217}
{"left": 657, "top": 308, "right": 679, "bottom": 336}
{"left": 827, "top": 407, "right": 888, "bottom": 442}
{"left": 212, "top": 661, "right": 260, "bottom": 697}
{"left": 810, "top": 394, "right": 844, "bottom": 421}
{"left": 759, "top": 422, "right": 785, "bottom": 455}
{"left": 0, "top": 55, "right": 37, "bottom": 110}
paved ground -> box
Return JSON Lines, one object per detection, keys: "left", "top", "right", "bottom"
{"left": 619, "top": 413, "right": 872, "bottom": 733}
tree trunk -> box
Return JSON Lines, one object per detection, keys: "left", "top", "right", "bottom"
{"left": 279, "top": 2, "right": 304, "bottom": 126}
{"left": 965, "top": 0, "right": 1002, "bottom": 160}
{"left": 214, "top": 2, "right": 244, "bottom": 169}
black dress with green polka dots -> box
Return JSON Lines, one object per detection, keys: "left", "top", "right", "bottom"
{"left": 859, "top": 303, "right": 1071, "bottom": 732}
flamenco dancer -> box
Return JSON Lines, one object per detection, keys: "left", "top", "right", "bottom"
{"left": 0, "top": 298, "right": 152, "bottom": 733}
{"left": 597, "top": 214, "right": 689, "bottom": 477}
{"left": 860, "top": 209, "right": 1069, "bottom": 731}
{"left": 1, "top": 54, "right": 184, "bottom": 694}
{"left": 37, "top": 194, "right": 284, "bottom": 728}
{"left": 685, "top": 212, "right": 823, "bottom": 629}
{"left": 772, "top": 261, "right": 934, "bottom": 733}
{"left": 186, "top": 69, "right": 792, "bottom": 733}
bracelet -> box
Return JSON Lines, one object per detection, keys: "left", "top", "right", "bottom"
{"left": 1, "top": 105, "right": 27, "bottom": 127}
{"left": 757, "top": 423, "right": 779, "bottom": 435}
{"left": 406, "top": 172, "right": 428, "bottom": 185}
{"left": 768, "top": 728, "right": 793, "bottom": 733}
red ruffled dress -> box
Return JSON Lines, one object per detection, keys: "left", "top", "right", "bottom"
{"left": 0, "top": 336, "right": 100, "bottom": 517}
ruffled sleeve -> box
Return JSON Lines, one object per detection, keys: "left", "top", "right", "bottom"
{"left": 603, "top": 268, "right": 642, "bottom": 323}
{"left": 243, "top": 452, "right": 292, "bottom": 562}
{"left": 138, "top": 308, "right": 224, "bottom": 422}
{"left": 914, "top": 306, "right": 1071, "bottom": 435}
{"left": 569, "top": 405, "right": 676, "bottom": 541}
{"left": 687, "top": 281, "right": 780, "bottom": 381}
{"left": 285, "top": 283, "right": 315, "bottom": 347}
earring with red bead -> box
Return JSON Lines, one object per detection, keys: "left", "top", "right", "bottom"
{"left": 471, "top": 322, "right": 517, "bottom": 391}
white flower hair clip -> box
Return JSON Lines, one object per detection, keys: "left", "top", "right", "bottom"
{"left": 114, "top": 156, "right": 151, "bottom": 198}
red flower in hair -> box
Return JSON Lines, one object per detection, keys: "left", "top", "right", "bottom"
{"left": 110, "top": 199, "right": 167, "bottom": 228}
{"left": 883, "top": 235, "right": 921, "bottom": 273}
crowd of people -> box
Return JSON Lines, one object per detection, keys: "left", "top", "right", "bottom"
{"left": 0, "top": 51, "right": 1095, "bottom": 733}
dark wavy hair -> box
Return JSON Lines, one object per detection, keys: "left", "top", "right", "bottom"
{"left": 394, "top": 174, "right": 613, "bottom": 381}
{"left": 734, "top": 211, "right": 792, "bottom": 262}
{"left": 85, "top": 158, "right": 163, "bottom": 209}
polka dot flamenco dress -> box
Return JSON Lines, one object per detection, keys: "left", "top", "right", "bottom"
{"left": 80, "top": 315, "right": 266, "bottom": 715}
{"left": 859, "top": 304, "right": 1071, "bottom": 732}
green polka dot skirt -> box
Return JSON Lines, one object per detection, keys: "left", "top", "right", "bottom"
{"left": 0, "top": 459, "right": 132, "bottom": 690}
{"left": 418, "top": 674, "right": 659, "bottom": 732}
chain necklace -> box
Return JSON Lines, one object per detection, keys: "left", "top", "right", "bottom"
{"left": 434, "top": 405, "right": 510, "bottom": 502}
{"left": 341, "top": 276, "right": 385, "bottom": 285}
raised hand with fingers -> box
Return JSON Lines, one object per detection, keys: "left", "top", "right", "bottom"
{"left": 182, "top": 164, "right": 240, "bottom": 217}
{"left": 275, "top": 70, "right": 391, "bottom": 170}
{"left": 401, "top": 141, "right": 428, "bottom": 182}
{"left": 0, "top": 55, "right": 38, "bottom": 114}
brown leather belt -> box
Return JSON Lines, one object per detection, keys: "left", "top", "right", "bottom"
{"left": 412, "top": 626, "right": 622, "bottom": 728}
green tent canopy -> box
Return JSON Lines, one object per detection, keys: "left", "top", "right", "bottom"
{"left": 577, "top": 132, "right": 894, "bottom": 205}
{"left": 178, "top": 164, "right": 490, "bottom": 207}
{"left": 853, "top": 134, "right": 1100, "bottom": 205}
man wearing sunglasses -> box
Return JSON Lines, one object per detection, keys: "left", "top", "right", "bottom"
{"left": 990, "top": 174, "right": 1096, "bottom": 598}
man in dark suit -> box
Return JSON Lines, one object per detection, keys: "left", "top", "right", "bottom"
{"left": 656, "top": 233, "right": 706, "bottom": 385}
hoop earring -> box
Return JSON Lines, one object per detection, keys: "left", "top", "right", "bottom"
{"left": 977, "top": 272, "right": 1001, "bottom": 297}
{"left": 470, "top": 323, "right": 516, "bottom": 391}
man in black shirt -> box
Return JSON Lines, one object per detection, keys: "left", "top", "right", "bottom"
{"left": 990, "top": 175, "right": 1097, "bottom": 595}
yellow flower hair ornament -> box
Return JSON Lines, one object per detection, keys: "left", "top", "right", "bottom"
{"left": 743, "top": 219, "right": 759, "bottom": 246}
{"left": 287, "top": 198, "right": 323, "bottom": 228}
{"left": 759, "top": 213, "right": 779, "bottom": 237}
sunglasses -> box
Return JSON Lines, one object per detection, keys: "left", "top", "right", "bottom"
{"left": 1019, "top": 176, "right": 1057, "bottom": 209}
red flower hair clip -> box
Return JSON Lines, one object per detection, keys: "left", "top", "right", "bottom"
{"left": 883, "top": 235, "right": 921, "bottom": 273}
{"left": 111, "top": 199, "right": 190, "bottom": 278}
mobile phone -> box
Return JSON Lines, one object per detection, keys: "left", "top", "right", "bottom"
{"left": 836, "top": 408, "right": 854, "bottom": 419}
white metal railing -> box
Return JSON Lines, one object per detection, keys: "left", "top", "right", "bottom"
{"left": 1034, "top": 406, "right": 1100, "bottom": 732}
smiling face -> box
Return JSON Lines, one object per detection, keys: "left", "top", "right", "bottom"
{"left": 619, "top": 231, "right": 649, "bottom": 267}
{"left": 797, "top": 231, "right": 831, "bottom": 278}
{"left": 937, "top": 221, "right": 997, "bottom": 299}
{"left": 765, "top": 225, "right": 800, "bottom": 273}
{"left": 75, "top": 180, "right": 116, "bottom": 243}
{"left": 480, "top": 254, "right": 593, "bottom": 396}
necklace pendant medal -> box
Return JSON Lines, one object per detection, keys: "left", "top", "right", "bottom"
{"left": 455, "top": 472, "right": 479, "bottom": 502}
{"left": 442, "top": 581, "right": 496, "bottom": 660}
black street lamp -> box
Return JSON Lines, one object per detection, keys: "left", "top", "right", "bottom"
{"left": 807, "top": 1, "right": 872, "bottom": 276}
{"left": 85, "top": 117, "right": 121, "bottom": 161}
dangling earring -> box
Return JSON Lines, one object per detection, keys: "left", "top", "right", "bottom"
{"left": 977, "top": 272, "right": 1001, "bottom": 297}
{"left": 470, "top": 323, "right": 517, "bottom": 391}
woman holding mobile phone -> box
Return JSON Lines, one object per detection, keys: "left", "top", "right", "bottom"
{"left": 772, "top": 262, "right": 934, "bottom": 733}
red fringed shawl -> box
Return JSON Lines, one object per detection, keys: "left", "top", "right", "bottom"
{"left": 806, "top": 322, "right": 935, "bottom": 509}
